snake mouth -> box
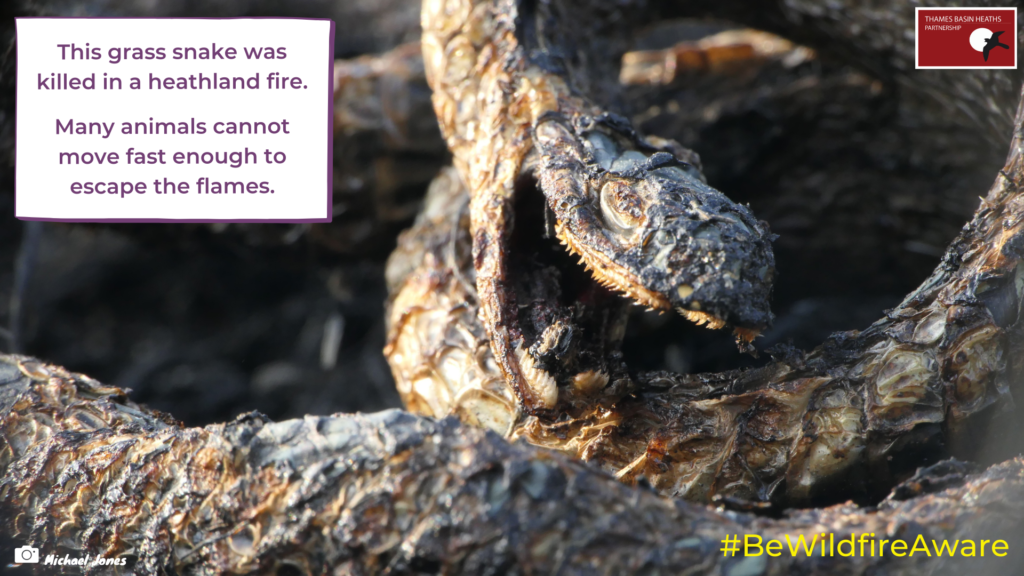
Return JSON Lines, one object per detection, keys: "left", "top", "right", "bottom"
{"left": 556, "top": 224, "right": 671, "bottom": 310}
{"left": 557, "top": 221, "right": 767, "bottom": 344}
{"left": 555, "top": 206, "right": 773, "bottom": 329}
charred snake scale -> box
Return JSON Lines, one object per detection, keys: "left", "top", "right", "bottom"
{"left": 3, "top": 0, "right": 1024, "bottom": 574}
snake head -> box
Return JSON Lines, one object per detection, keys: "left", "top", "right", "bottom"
{"left": 534, "top": 117, "right": 775, "bottom": 339}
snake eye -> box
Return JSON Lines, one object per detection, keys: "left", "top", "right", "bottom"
{"left": 599, "top": 180, "right": 646, "bottom": 233}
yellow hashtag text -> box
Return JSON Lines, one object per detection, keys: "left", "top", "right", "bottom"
{"left": 717, "top": 533, "right": 1009, "bottom": 558}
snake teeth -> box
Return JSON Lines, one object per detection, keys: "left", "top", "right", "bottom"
{"left": 572, "top": 370, "right": 609, "bottom": 395}
{"left": 676, "top": 307, "right": 727, "bottom": 330}
{"left": 515, "top": 345, "right": 558, "bottom": 409}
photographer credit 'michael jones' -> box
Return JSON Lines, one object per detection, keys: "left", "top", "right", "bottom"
{"left": 13, "top": 545, "right": 128, "bottom": 567}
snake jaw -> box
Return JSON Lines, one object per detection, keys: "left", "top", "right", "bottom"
{"left": 537, "top": 119, "right": 776, "bottom": 334}
{"left": 514, "top": 344, "right": 559, "bottom": 410}
{"left": 555, "top": 223, "right": 671, "bottom": 311}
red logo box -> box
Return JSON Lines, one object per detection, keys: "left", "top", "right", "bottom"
{"left": 916, "top": 7, "right": 1017, "bottom": 69}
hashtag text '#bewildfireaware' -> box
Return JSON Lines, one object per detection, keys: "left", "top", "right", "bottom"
{"left": 720, "top": 534, "right": 1009, "bottom": 558}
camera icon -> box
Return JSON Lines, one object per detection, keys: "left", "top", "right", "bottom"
{"left": 14, "top": 546, "right": 40, "bottom": 564}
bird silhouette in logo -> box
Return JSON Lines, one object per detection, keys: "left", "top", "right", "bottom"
{"left": 983, "top": 31, "right": 1009, "bottom": 61}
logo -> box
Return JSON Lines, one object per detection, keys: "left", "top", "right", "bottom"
{"left": 916, "top": 7, "right": 1017, "bottom": 69}
{"left": 14, "top": 546, "right": 40, "bottom": 564}
{"left": 970, "top": 28, "right": 1011, "bottom": 61}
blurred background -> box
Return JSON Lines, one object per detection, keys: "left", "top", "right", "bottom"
{"left": 0, "top": 0, "right": 1008, "bottom": 428}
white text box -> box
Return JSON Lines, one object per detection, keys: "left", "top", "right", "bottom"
{"left": 16, "top": 18, "right": 334, "bottom": 222}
